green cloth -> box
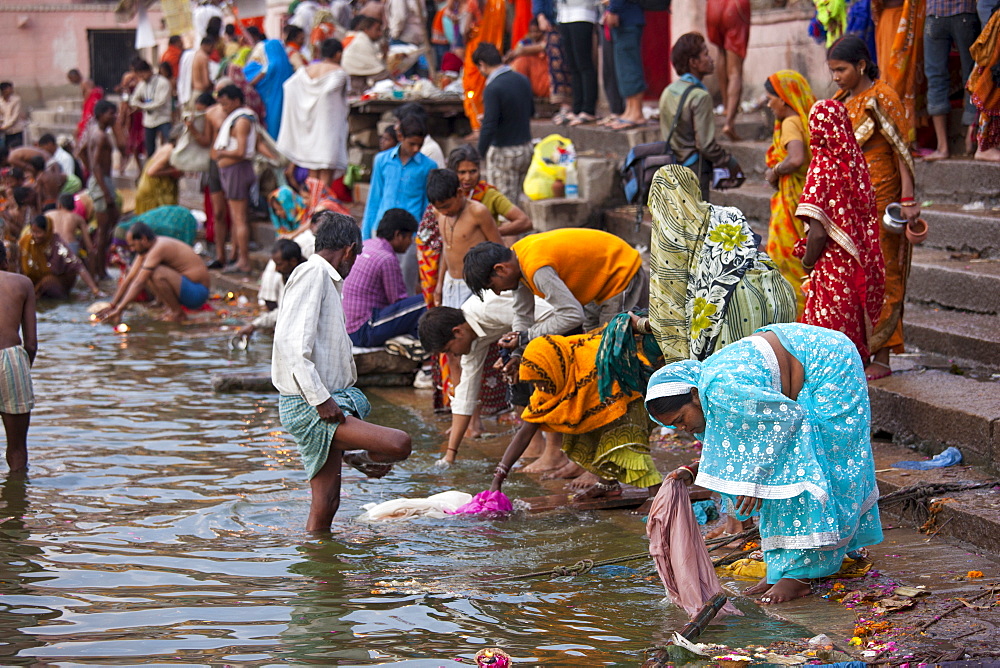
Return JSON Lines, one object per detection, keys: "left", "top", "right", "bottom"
{"left": 562, "top": 400, "right": 662, "bottom": 488}
{"left": 60, "top": 174, "right": 82, "bottom": 195}
{"left": 278, "top": 389, "right": 371, "bottom": 479}
{"left": 596, "top": 310, "right": 662, "bottom": 403}
{"left": 116, "top": 206, "right": 198, "bottom": 246}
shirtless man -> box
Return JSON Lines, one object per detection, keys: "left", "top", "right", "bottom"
{"left": 96, "top": 221, "right": 211, "bottom": 323}
{"left": 46, "top": 193, "right": 93, "bottom": 260}
{"left": 211, "top": 85, "right": 257, "bottom": 274}
{"left": 427, "top": 168, "right": 502, "bottom": 310}
{"left": 79, "top": 100, "right": 118, "bottom": 279}
{"left": 26, "top": 156, "right": 65, "bottom": 211}
{"left": 191, "top": 37, "right": 216, "bottom": 99}
{"left": 187, "top": 91, "right": 229, "bottom": 268}
{"left": 0, "top": 242, "right": 36, "bottom": 472}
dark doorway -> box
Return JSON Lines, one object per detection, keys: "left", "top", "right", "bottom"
{"left": 88, "top": 29, "right": 137, "bottom": 91}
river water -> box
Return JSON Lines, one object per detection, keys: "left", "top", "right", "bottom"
{"left": 0, "top": 299, "right": 811, "bottom": 666}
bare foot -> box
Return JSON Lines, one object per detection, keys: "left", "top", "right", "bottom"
{"left": 464, "top": 425, "right": 484, "bottom": 439}
{"left": 573, "top": 479, "right": 621, "bottom": 501}
{"left": 566, "top": 471, "right": 599, "bottom": 491}
{"left": 542, "top": 459, "right": 585, "bottom": 479}
{"left": 633, "top": 497, "right": 654, "bottom": 515}
{"left": 865, "top": 360, "right": 892, "bottom": 381}
{"left": 161, "top": 309, "right": 187, "bottom": 323}
{"left": 743, "top": 577, "right": 770, "bottom": 596}
{"left": 975, "top": 148, "right": 1000, "bottom": 162}
{"left": 923, "top": 148, "right": 949, "bottom": 162}
{"left": 722, "top": 125, "right": 742, "bottom": 141}
{"left": 343, "top": 451, "right": 393, "bottom": 478}
{"left": 966, "top": 125, "right": 977, "bottom": 155}
{"left": 523, "top": 451, "right": 568, "bottom": 473}
{"left": 759, "top": 578, "right": 812, "bottom": 604}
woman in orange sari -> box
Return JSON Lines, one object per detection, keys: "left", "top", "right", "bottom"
{"left": 871, "top": 0, "right": 925, "bottom": 142}
{"left": 968, "top": 8, "right": 1000, "bottom": 162}
{"left": 828, "top": 35, "right": 918, "bottom": 380}
{"left": 794, "top": 100, "right": 885, "bottom": 361}
{"left": 763, "top": 70, "right": 815, "bottom": 316}
{"left": 462, "top": 0, "right": 506, "bottom": 129}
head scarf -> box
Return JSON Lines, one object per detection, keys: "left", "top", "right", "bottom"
{"left": 795, "top": 100, "right": 884, "bottom": 335}
{"left": 268, "top": 185, "right": 305, "bottom": 231}
{"left": 644, "top": 360, "right": 702, "bottom": 426}
{"left": 647, "top": 165, "right": 766, "bottom": 362}
{"left": 519, "top": 331, "right": 639, "bottom": 435}
{"left": 764, "top": 70, "right": 816, "bottom": 170}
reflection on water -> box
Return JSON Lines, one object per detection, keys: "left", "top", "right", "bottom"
{"left": 0, "top": 300, "right": 808, "bottom": 665}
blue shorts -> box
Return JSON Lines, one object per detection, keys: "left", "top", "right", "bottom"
{"left": 179, "top": 276, "right": 210, "bottom": 309}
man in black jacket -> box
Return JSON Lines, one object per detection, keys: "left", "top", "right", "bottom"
{"left": 474, "top": 43, "right": 534, "bottom": 207}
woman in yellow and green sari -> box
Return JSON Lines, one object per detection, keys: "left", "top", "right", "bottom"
{"left": 646, "top": 164, "right": 797, "bottom": 364}
{"left": 764, "top": 70, "right": 815, "bottom": 316}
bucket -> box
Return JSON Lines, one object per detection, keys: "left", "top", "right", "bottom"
{"left": 882, "top": 202, "right": 907, "bottom": 234}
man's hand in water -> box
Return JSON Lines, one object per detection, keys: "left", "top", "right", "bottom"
{"left": 316, "top": 397, "right": 346, "bottom": 423}
{"left": 95, "top": 305, "right": 121, "bottom": 323}
{"left": 497, "top": 354, "right": 521, "bottom": 384}
{"left": 237, "top": 324, "right": 256, "bottom": 340}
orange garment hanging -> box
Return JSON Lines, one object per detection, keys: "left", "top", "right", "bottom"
{"left": 872, "top": 0, "right": 925, "bottom": 142}
{"left": 512, "top": 0, "right": 532, "bottom": 45}
{"left": 462, "top": 0, "right": 506, "bottom": 130}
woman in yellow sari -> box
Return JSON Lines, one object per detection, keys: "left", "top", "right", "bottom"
{"left": 764, "top": 70, "right": 815, "bottom": 315}
{"left": 829, "top": 35, "right": 918, "bottom": 380}
{"left": 488, "top": 327, "right": 663, "bottom": 501}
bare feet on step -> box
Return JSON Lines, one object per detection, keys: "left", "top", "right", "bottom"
{"left": 573, "top": 478, "right": 622, "bottom": 501}
{"left": 922, "top": 148, "right": 949, "bottom": 162}
{"left": 566, "top": 471, "right": 599, "bottom": 491}
{"left": 722, "top": 125, "right": 741, "bottom": 141}
{"left": 759, "top": 578, "right": 812, "bottom": 604}
{"left": 523, "top": 450, "right": 569, "bottom": 474}
{"left": 975, "top": 148, "right": 1000, "bottom": 162}
{"left": 743, "top": 577, "right": 770, "bottom": 596}
{"left": 542, "top": 459, "right": 585, "bottom": 480}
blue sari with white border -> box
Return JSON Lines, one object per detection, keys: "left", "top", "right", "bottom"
{"left": 654, "top": 323, "right": 882, "bottom": 583}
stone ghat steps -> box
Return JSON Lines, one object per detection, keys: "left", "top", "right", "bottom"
{"left": 868, "top": 365, "right": 1000, "bottom": 470}
{"left": 713, "top": 182, "right": 1000, "bottom": 257}
{"left": 903, "top": 303, "right": 1000, "bottom": 372}
{"left": 723, "top": 140, "right": 1000, "bottom": 207}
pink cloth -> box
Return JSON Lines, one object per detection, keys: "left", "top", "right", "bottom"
{"left": 448, "top": 490, "right": 513, "bottom": 517}
{"left": 646, "top": 479, "right": 742, "bottom": 619}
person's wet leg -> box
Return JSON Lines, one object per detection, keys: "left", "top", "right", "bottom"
{"left": 1, "top": 412, "right": 29, "bottom": 472}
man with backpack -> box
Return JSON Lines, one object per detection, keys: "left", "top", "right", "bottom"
{"left": 658, "top": 32, "right": 742, "bottom": 200}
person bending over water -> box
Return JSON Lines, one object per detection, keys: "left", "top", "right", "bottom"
{"left": 20, "top": 215, "right": 102, "bottom": 299}
{"left": 645, "top": 322, "right": 882, "bottom": 604}
{"left": 0, "top": 242, "right": 36, "bottom": 472}
{"left": 96, "top": 222, "right": 210, "bottom": 323}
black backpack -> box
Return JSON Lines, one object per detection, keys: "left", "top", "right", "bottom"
{"left": 620, "top": 83, "right": 695, "bottom": 228}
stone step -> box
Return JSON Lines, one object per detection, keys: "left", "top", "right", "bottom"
{"left": 719, "top": 140, "right": 1000, "bottom": 207}
{"left": 903, "top": 302, "right": 1000, "bottom": 371}
{"left": 711, "top": 182, "right": 1000, "bottom": 257}
{"left": 30, "top": 108, "right": 81, "bottom": 127}
{"left": 909, "top": 248, "right": 1000, "bottom": 315}
{"left": 524, "top": 198, "right": 595, "bottom": 232}
{"left": 868, "top": 366, "right": 1000, "bottom": 470}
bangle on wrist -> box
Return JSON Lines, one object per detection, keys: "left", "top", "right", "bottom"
{"left": 678, "top": 465, "right": 695, "bottom": 479}
{"left": 901, "top": 201, "right": 918, "bottom": 208}
{"left": 495, "top": 462, "right": 510, "bottom": 475}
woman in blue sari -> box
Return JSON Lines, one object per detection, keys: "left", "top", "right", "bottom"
{"left": 645, "top": 322, "right": 882, "bottom": 604}
{"left": 245, "top": 39, "right": 294, "bottom": 138}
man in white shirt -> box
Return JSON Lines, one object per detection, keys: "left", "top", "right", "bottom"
{"left": 272, "top": 212, "right": 412, "bottom": 531}
{"left": 130, "top": 60, "right": 173, "bottom": 153}
{"left": 417, "top": 291, "right": 562, "bottom": 467}
{"left": 37, "top": 134, "right": 76, "bottom": 179}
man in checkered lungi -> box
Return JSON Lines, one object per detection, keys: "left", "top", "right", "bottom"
{"left": 272, "top": 212, "right": 412, "bottom": 531}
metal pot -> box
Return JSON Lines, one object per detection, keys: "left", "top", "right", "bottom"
{"left": 882, "top": 202, "right": 907, "bottom": 234}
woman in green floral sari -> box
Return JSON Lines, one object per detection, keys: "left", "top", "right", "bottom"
{"left": 646, "top": 165, "right": 797, "bottom": 363}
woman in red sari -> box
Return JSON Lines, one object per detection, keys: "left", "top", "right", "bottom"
{"left": 794, "top": 99, "right": 885, "bottom": 362}
{"left": 829, "top": 35, "right": 918, "bottom": 380}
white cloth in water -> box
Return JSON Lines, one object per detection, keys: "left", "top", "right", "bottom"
{"left": 357, "top": 491, "right": 473, "bottom": 521}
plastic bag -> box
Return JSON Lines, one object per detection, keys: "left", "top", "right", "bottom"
{"left": 447, "top": 489, "right": 514, "bottom": 517}
{"left": 523, "top": 134, "right": 575, "bottom": 201}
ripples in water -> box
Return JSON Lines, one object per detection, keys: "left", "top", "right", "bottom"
{"left": 0, "top": 300, "right": 808, "bottom": 665}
